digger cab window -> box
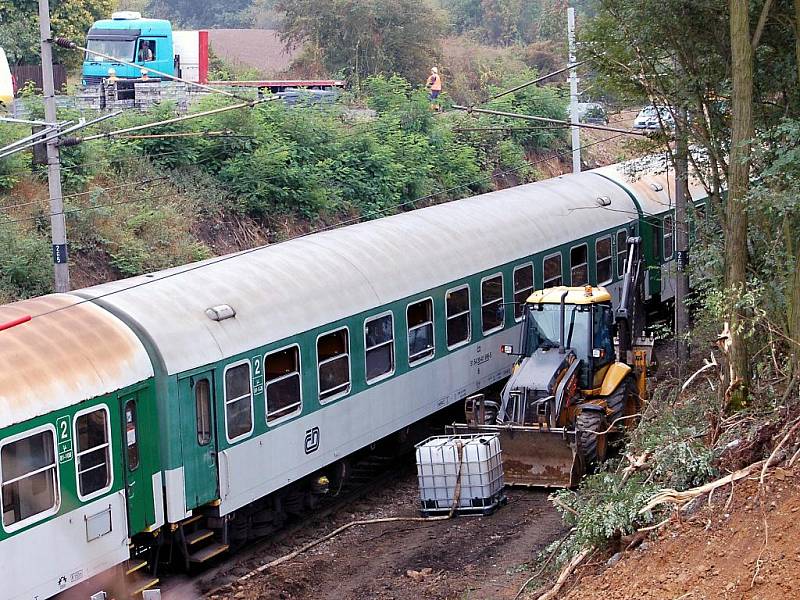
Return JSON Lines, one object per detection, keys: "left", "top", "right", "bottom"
{"left": 593, "top": 304, "right": 615, "bottom": 368}
{"left": 523, "top": 303, "right": 590, "bottom": 360}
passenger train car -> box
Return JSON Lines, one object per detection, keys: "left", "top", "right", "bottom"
{"left": 0, "top": 160, "right": 707, "bottom": 599}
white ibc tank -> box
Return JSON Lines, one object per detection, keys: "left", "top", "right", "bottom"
{"left": 415, "top": 434, "right": 504, "bottom": 514}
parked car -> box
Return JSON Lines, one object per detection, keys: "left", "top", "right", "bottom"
{"left": 578, "top": 102, "right": 609, "bottom": 125}
{"left": 565, "top": 102, "right": 610, "bottom": 125}
{"left": 633, "top": 105, "right": 675, "bottom": 131}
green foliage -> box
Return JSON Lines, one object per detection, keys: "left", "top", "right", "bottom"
{"left": 275, "top": 0, "right": 447, "bottom": 84}
{"left": 0, "top": 0, "right": 115, "bottom": 68}
{"left": 552, "top": 474, "right": 658, "bottom": 555}
{"left": 0, "top": 124, "right": 28, "bottom": 191}
{"left": 0, "top": 222, "right": 52, "bottom": 299}
{"left": 442, "top": 0, "right": 594, "bottom": 47}
{"left": 145, "top": 0, "right": 252, "bottom": 27}
{"left": 547, "top": 381, "right": 720, "bottom": 564}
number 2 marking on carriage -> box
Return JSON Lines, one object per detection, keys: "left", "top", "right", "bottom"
{"left": 252, "top": 355, "right": 264, "bottom": 395}
{"left": 56, "top": 416, "right": 73, "bottom": 464}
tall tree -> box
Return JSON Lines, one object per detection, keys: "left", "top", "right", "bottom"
{"left": 276, "top": 0, "right": 447, "bottom": 84}
{"left": 583, "top": 0, "right": 798, "bottom": 407}
{"left": 0, "top": 0, "right": 116, "bottom": 68}
{"left": 725, "top": 0, "right": 756, "bottom": 405}
{"left": 146, "top": 0, "right": 252, "bottom": 27}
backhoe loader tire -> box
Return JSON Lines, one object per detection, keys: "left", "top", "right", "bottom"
{"left": 576, "top": 409, "right": 608, "bottom": 469}
{"left": 606, "top": 375, "right": 635, "bottom": 434}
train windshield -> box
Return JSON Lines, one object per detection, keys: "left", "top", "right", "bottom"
{"left": 86, "top": 38, "right": 136, "bottom": 62}
{"left": 523, "top": 304, "right": 591, "bottom": 359}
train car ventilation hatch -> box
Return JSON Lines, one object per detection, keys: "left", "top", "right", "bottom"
{"left": 206, "top": 304, "right": 236, "bottom": 321}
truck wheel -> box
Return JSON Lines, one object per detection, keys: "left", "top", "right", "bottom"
{"left": 576, "top": 409, "right": 608, "bottom": 469}
{"left": 606, "top": 375, "right": 635, "bottom": 433}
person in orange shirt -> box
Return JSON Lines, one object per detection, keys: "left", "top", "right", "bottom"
{"left": 426, "top": 67, "right": 442, "bottom": 111}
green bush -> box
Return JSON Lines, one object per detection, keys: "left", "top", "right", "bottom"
{"left": 0, "top": 223, "right": 53, "bottom": 299}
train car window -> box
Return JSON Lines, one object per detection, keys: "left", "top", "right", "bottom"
{"left": 663, "top": 215, "right": 675, "bottom": 260}
{"left": 195, "top": 379, "right": 212, "bottom": 445}
{"left": 481, "top": 274, "right": 504, "bottom": 334}
{"left": 1, "top": 427, "right": 58, "bottom": 529}
{"left": 543, "top": 253, "right": 562, "bottom": 287}
{"left": 616, "top": 230, "right": 628, "bottom": 278}
{"left": 570, "top": 244, "right": 589, "bottom": 286}
{"left": 446, "top": 286, "right": 471, "bottom": 349}
{"left": 596, "top": 236, "right": 613, "bottom": 285}
{"left": 365, "top": 313, "right": 395, "bottom": 383}
{"left": 74, "top": 407, "right": 112, "bottom": 499}
{"left": 318, "top": 328, "right": 351, "bottom": 401}
{"left": 407, "top": 298, "right": 435, "bottom": 364}
{"left": 513, "top": 264, "right": 534, "bottom": 321}
{"left": 265, "top": 345, "right": 303, "bottom": 421}
{"left": 124, "top": 400, "right": 140, "bottom": 470}
{"left": 224, "top": 362, "right": 254, "bottom": 442}
{"left": 651, "top": 220, "right": 662, "bottom": 261}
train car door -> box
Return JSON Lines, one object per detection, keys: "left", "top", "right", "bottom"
{"left": 120, "top": 392, "right": 157, "bottom": 533}
{"left": 178, "top": 372, "right": 219, "bottom": 508}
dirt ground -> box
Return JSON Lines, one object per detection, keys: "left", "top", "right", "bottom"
{"left": 204, "top": 474, "right": 565, "bottom": 600}
{"left": 562, "top": 468, "right": 800, "bottom": 600}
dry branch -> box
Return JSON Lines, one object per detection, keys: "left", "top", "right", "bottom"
{"left": 535, "top": 547, "right": 593, "bottom": 600}
{"left": 680, "top": 353, "right": 719, "bottom": 392}
{"left": 760, "top": 418, "right": 800, "bottom": 486}
{"left": 639, "top": 461, "right": 764, "bottom": 514}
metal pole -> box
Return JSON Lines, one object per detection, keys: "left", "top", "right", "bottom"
{"left": 38, "top": 0, "right": 69, "bottom": 292}
{"left": 568, "top": 7, "right": 581, "bottom": 174}
{"left": 674, "top": 106, "right": 690, "bottom": 363}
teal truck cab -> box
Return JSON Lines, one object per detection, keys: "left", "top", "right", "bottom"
{"left": 82, "top": 12, "right": 174, "bottom": 85}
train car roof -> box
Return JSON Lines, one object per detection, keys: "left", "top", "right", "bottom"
{"left": 594, "top": 158, "right": 709, "bottom": 218}
{"left": 75, "top": 171, "right": 639, "bottom": 375}
{"left": 0, "top": 294, "right": 153, "bottom": 430}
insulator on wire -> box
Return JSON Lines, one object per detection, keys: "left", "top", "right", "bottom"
{"left": 58, "top": 137, "right": 81, "bottom": 147}
{"left": 54, "top": 38, "right": 77, "bottom": 50}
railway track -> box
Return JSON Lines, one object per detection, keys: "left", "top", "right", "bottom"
{"left": 161, "top": 451, "right": 415, "bottom": 599}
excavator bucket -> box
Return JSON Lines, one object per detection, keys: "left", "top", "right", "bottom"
{"left": 448, "top": 423, "right": 581, "bottom": 488}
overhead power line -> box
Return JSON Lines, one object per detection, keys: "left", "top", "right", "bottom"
{"left": 70, "top": 97, "right": 277, "bottom": 144}
{"left": 479, "top": 60, "right": 589, "bottom": 106}
{"left": 451, "top": 105, "right": 648, "bottom": 137}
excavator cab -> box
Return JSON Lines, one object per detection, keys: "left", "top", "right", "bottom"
{"left": 451, "top": 238, "right": 650, "bottom": 488}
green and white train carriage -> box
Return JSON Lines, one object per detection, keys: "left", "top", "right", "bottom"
{"left": 75, "top": 170, "right": 652, "bottom": 535}
{"left": 0, "top": 295, "right": 161, "bottom": 600}
{"left": 0, "top": 158, "right": 709, "bottom": 599}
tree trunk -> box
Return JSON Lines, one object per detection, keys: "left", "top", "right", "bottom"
{"left": 791, "top": 0, "right": 800, "bottom": 375}
{"left": 726, "top": 0, "right": 754, "bottom": 409}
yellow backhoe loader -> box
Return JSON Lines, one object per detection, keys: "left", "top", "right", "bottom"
{"left": 451, "top": 237, "right": 653, "bottom": 487}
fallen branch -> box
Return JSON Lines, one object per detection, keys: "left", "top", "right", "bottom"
{"left": 759, "top": 418, "right": 800, "bottom": 487}
{"left": 236, "top": 443, "right": 468, "bottom": 585}
{"left": 621, "top": 451, "right": 651, "bottom": 484}
{"left": 681, "top": 353, "right": 718, "bottom": 392}
{"left": 239, "top": 514, "right": 449, "bottom": 582}
{"left": 551, "top": 495, "right": 579, "bottom": 518}
{"left": 512, "top": 527, "right": 576, "bottom": 600}
{"left": 639, "top": 461, "right": 764, "bottom": 515}
{"left": 535, "top": 547, "right": 593, "bottom": 600}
